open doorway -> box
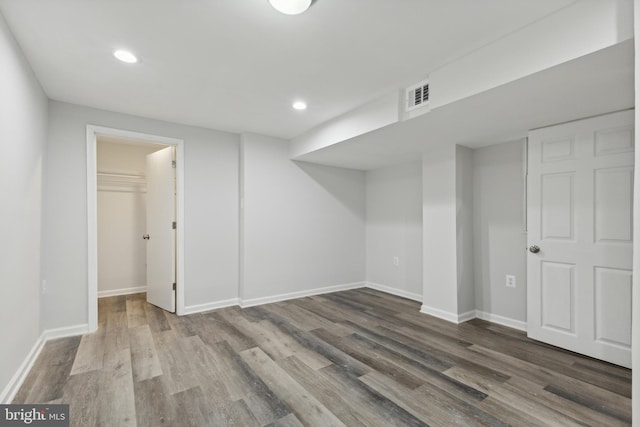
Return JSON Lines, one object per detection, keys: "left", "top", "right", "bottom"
{"left": 96, "top": 136, "right": 168, "bottom": 299}
{"left": 87, "top": 126, "right": 185, "bottom": 332}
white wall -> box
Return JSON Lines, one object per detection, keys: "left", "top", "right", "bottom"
{"left": 422, "top": 145, "right": 458, "bottom": 317}
{"left": 292, "top": 1, "right": 634, "bottom": 161}
{"left": 472, "top": 140, "right": 527, "bottom": 324}
{"left": 421, "top": 144, "right": 479, "bottom": 321}
{"left": 291, "top": 92, "right": 400, "bottom": 159}
{"left": 241, "top": 133, "right": 366, "bottom": 303}
{"left": 456, "top": 146, "right": 475, "bottom": 314}
{"left": 96, "top": 141, "right": 162, "bottom": 295}
{"left": 365, "top": 161, "right": 422, "bottom": 300}
{"left": 43, "top": 101, "right": 239, "bottom": 328}
{"left": 97, "top": 190, "right": 147, "bottom": 294}
{"left": 430, "top": 0, "right": 633, "bottom": 108}
{"left": 97, "top": 140, "right": 163, "bottom": 173}
{"left": 632, "top": 0, "right": 639, "bottom": 421}
{"left": 0, "top": 12, "right": 48, "bottom": 401}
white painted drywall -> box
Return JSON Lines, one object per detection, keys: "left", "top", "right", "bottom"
{"left": 422, "top": 144, "right": 479, "bottom": 321}
{"left": 97, "top": 140, "right": 164, "bottom": 174}
{"left": 241, "top": 133, "right": 366, "bottom": 301}
{"left": 472, "top": 140, "right": 527, "bottom": 323}
{"left": 96, "top": 141, "right": 162, "bottom": 295}
{"left": 422, "top": 145, "right": 458, "bottom": 316}
{"left": 292, "top": 1, "right": 634, "bottom": 163}
{"left": 0, "top": 12, "right": 47, "bottom": 401}
{"left": 43, "top": 101, "right": 239, "bottom": 328}
{"left": 430, "top": 0, "right": 633, "bottom": 109}
{"left": 365, "top": 161, "right": 422, "bottom": 299}
{"left": 456, "top": 146, "right": 475, "bottom": 314}
{"left": 97, "top": 190, "right": 147, "bottom": 294}
{"left": 632, "top": 0, "right": 639, "bottom": 421}
{"left": 290, "top": 92, "right": 400, "bottom": 159}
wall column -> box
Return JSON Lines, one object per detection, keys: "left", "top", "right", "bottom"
{"left": 421, "top": 144, "right": 474, "bottom": 322}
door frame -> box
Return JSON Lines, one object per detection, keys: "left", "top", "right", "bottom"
{"left": 86, "top": 125, "right": 185, "bottom": 332}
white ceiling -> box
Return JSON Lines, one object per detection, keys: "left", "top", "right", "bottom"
{"left": 0, "top": 0, "right": 576, "bottom": 139}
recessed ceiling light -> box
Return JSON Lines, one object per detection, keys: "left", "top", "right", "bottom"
{"left": 293, "top": 101, "right": 307, "bottom": 110}
{"left": 113, "top": 49, "right": 138, "bottom": 64}
{"left": 269, "top": 0, "right": 312, "bottom": 15}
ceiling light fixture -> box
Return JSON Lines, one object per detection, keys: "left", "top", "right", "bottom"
{"left": 113, "top": 49, "right": 138, "bottom": 64}
{"left": 269, "top": 0, "right": 312, "bottom": 15}
{"left": 293, "top": 101, "right": 307, "bottom": 110}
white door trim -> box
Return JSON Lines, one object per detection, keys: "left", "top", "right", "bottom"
{"left": 86, "top": 125, "right": 185, "bottom": 332}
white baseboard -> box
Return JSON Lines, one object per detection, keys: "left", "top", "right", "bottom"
{"left": 419, "top": 305, "right": 526, "bottom": 330}
{"left": 43, "top": 324, "right": 91, "bottom": 340}
{"left": 1, "top": 323, "right": 89, "bottom": 404}
{"left": 420, "top": 304, "right": 476, "bottom": 324}
{"left": 239, "top": 282, "right": 365, "bottom": 308}
{"left": 98, "top": 286, "right": 146, "bottom": 298}
{"left": 420, "top": 304, "right": 460, "bottom": 323}
{"left": 365, "top": 282, "right": 422, "bottom": 302}
{"left": 458, "top": 310, "right": 477, "bottom": 323}
{"left": 181, "top": 282, "right": 366, "bottom": 315}
{"left": 183, "top": 298, "right": 240, "bottom": 315}
{"left": 475, "top": 310, "right": 527, "bottom": 332}
{"left": 0, "top": 335, "right": 45, "bottom": 404}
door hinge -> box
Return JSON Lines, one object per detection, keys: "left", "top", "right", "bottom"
{"left": 172, "top": 160, "right": 176, "bottom": 168}
{"left": 172, "top": 282, "right": 176, "bottom": 291}
{"left": 172, "top": 221, "right": 176, "bottom": 229}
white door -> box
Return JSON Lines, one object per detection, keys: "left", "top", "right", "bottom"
{"left": 527, "top": 110, "right": 634, "bottom": 368}
{"left": 145, "top": 146, "right": 176, "bottom": 312}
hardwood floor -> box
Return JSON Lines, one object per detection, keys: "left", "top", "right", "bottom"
{"left": 14, "top": 289, "right": 631, "bottom": 426}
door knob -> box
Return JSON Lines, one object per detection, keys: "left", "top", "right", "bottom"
{"left": 529, "top": 245, "right": 540, "bottom": 253}
{"left": 143, "top": 234, "right": 150, "bottom": 240}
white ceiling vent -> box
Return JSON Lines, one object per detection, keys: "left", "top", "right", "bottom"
{"left": 406, "top": 79, "right": 429, "bottom": 112}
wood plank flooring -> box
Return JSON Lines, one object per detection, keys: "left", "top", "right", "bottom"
{"left": 13, "top": 289, "right": 632, "bottom": 426}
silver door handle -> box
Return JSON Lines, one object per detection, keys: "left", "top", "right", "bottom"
{"left": 529, "top": 245, "right": 540, "bottom": 253}
{"left": 143, "top": 234, "right": 150, "bottom": 240}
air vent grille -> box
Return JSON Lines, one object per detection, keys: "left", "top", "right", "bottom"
{"left": 406, "top": 80, "right": 430, "bottom": 112}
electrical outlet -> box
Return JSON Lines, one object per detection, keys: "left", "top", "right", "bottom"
{"left": 506, "top": 275, "right": 516, "bottom": 288}
{"left": 42, "top": 279, "right": 47, "bottom": 294}
{"left": 393, "top": 256, "right": 400, "bottom": 267}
